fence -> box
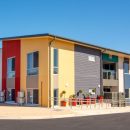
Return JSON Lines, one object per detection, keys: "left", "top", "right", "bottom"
{"left": 49, "top": 97, "right": 128, "bottom": 109}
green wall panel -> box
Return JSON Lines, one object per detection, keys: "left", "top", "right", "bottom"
{"left": 102, "top": 53, "right": 118, "bottom": 62}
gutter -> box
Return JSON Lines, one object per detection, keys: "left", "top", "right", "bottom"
{"left": 48, "top": 37, "right": 56, "bottom": 108}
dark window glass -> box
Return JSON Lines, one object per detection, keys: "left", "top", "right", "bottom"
{"left": 54, "top": 49, "right": 58, "bottom": 67}
{"left": 110, "top": 64, "right": 115, "bottom": 70}
{"left": 124, "top": 58, "right": 129, "bottom": 73}
{"left": 12, "top": 58, "right": 15, "bottom": 71}
{"left": 103, "top": 64, "right": 109, "bottom": 69}
{"left": 124, "top": 63, "right": 129, "bottom": 73}
{"left": 27, "top": 51, "right": 38, "bottom": 75}
{"left": 33, "top": 51, "right": 39, "bottom": 68}
{"left": 53, "top": 48, "right": 58, "bottom": 74}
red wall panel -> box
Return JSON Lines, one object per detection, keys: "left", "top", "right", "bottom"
{"left": 2, "top": 40, "right": 21, "bottom": 101}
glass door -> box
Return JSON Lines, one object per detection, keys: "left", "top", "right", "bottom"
{"left": 54, "top": 89, "right": 58, "bottom": 106}
{"left": 27, "top": 89, "right": 38, "bottom": 104}
{"left": 33, "top": 89, "right": 38, "bottom": 104}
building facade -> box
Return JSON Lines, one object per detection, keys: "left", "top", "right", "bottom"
{"left": 0, "top": 33, "right": 130, "bottom": 107}
{"left": 0, "top": 49, "right": 2, "bottom": 91}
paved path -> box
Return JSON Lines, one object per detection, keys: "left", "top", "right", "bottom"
{"left": 0, "top": 105, "right": 130, "bottom": 119}
{"left": 0, "top": 113, "right": 130, "bottom": 130}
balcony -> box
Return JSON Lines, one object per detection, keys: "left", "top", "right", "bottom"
{"left": 103, "top": 69, "right": 118, "bottom": 86}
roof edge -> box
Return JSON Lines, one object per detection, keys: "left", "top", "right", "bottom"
{"left": 0, "top": 33, "right": 130, "bottom": 55}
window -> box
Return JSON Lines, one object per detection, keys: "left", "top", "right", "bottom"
{"left": 53, "top": 48, "right": 58, "bottom": 74}
{"left": 27, "top": 51, "right": 39, "bottom": 75}
{"left": 88, "top": 55, "right": 95, "bottom": 62}
{"left": 124, "top": 58, "right": 129, "bottom": 74}
{"left": 89, "top": 88, "right": 96, "bottom": 95}
{"left": 7, "top": 57, "right": 15, "bottom": 78}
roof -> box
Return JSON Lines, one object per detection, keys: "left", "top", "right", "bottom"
{"left": 0, "top": 33, "right": 130, "bottom": 56}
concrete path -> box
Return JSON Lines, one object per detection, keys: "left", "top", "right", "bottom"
{"left": 0, "top": 104, "right": 130, "bottom": 119}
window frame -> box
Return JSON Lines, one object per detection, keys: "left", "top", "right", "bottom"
{"left": 53, "top": 48, "right": 59, "bottom": 74}
{"left": 27, "top": 51, "right": 39, "bottom": 75}
{"left": 7, "top": 57, "right": 16, "bottom": 78}
{"left": 124, "top": 58, "right": 129, "bottom": 74}
{"left": 88, "top": 55, "right": 96, "bottom": 62}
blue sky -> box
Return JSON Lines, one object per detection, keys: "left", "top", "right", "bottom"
{"left": 0, "top": 0, "right": 130, "bottom": 53}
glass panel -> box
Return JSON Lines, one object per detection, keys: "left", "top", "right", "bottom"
{"left": 27, "top": 68, "right": 38, "bottom": 75}
{"left": 33, "top": 51, "right": 39, "bottom": 68}
{"left": 54, "top": 67, "right": 58, "bottom": 74}
{"left": 33, "top": 89, "right": 38, "bottom": 104}
{"left": 53, "top": 48, "right": 58, "bottom": 74}
{"left": 27, "top": 90, "right": 33, "bottom": 104}
{"left": 110, "top": 64, "right": 115, "bottom": 70}
{"left": 54, "top": 89, "right": 58, "bottom": 105}
{"left": 103, "top": 64, "right": 109, "bottom": 70}
{"left": 103, "top": 72, "right": 107, "bottom": 79}
{"left": 124, "top": 63, "right": 129, "bottom": 73}
{"left": 7, "top": 58, "right": 15, "bottom": 78}
{"left": 7, "top": 59, "right": 12, "bottom": 72}
{"left": 54, "top": 49, "right": 58, "bottom": 67}
{"left": 12, "top": 58, "right": 15, "bottom": 71}
{"left": 27, "top": 53, "right": 33, "bottom": 69}
{"left": 103, "top": 70, "right": 116, "bottom": 80}
{"left": 27, "top": 52, "right": 38, "bottom": 75}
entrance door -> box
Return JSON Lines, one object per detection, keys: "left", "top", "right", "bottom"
{"left": 11, "top": 89, "right": 15, "bottom": 101}
{"left": 27, "top": 89, "right": 33, "bottom": 104}
{"left": 27, "top": 89, "right": 38, "bottom": 104}
{"left": 54, "top": 89, "right": 58, "bottom": 105}
{"left": 33, "top": 89, "right": 38, "bottom": 104}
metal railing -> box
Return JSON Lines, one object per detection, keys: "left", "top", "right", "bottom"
{"left": 49, "top": 97, "right": 127, "bottom": 109}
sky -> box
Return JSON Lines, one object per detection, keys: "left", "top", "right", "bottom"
{"left": 0, "top": 0, "right": 130, "bottom": 53}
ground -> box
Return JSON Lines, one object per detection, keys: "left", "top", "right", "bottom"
{"left": 0, "top": 104, "right": 130, "bottom": 129}
{"left": 0, "top": 103, "right": 130, "bottom": 119}
{"left": 0, "top": 113, "right": 130, "bottom": 130}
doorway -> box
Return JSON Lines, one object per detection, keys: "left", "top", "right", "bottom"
{"left": 6, "top": 89, "right": 15, "bottom": 101}
{"left": 27, "top": 89, "right": 39, "bottom": 104}
{"left": 54, "top": 89, "right": 58, "bottom": 106}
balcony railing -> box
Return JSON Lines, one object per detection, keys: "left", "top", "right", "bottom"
{"left": 103, "top": 69, "right": 116, "bottom": 80}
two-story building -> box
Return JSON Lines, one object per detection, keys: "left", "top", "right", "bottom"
{"left": 0, "top": 33, "right": 130, "bottom": 107}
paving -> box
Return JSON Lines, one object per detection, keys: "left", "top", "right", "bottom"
{"left": 0, "top": 103, "right": 130, "bottom": 119}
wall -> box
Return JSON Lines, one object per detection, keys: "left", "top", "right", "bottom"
{"left": 75, "top": 45, "right": 101, "bottom": 96}
{"left": 20, "top": 38, "right": 49, "bottom": 107}
{"left": 118, "top": 57, "right": 124, "bottom": 92}
{"left": 0, "top": 49, "right": 2, "bottom": 91}
{"left": 2, "top": 40, "right": 21, "bottom": 101}
{"left": 50, "top": 39, "right": 75, "bottom": 106}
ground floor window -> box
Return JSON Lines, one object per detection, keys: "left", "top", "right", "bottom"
{"left": 6, "top": 89, "right": 15, "bottom": 101}
{"left": 103, "top": 87, "right": 111, "bottom": 92}
{"left": 27, "top": 89, "right": 39, "bottom": 104}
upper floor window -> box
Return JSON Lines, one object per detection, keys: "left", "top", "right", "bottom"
{"left": 88, "top": 55, "right": 95, "bottom": 62}
{"left": 124, "top": 58, "right": 129, "bottom": 74}
{"left": 27, "top": 51, "right": 39, "bottom": 75}
{"left": 7, "top": 57, "right": 15, "bottom": 78}
{"left": 53, "top": 48, "right": 58, "bottom": 74}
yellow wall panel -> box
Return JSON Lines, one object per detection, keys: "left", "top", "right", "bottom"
{"left": 50, "top": 39, "right": 75, "bottom": 106}
{"left": 20, "top": 38, "right": 49, "bottom": 107}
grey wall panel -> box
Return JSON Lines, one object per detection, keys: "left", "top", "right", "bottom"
{"left": 6, "top": 78, "right": 15, "bottom": 89}
{"left": 75, "top": 45, "right": 101, "bottom": 96}
{"left": 53, "top": 75, "right": 58, "bottom": 89}
{"left": 26, "top": 75, "right": 38, "bottom": 88}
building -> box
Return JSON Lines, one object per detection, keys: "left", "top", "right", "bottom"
{"left": 0, "top": 48, "right": 2, "bottom": 91}
{"left": 0, "top": 33, "right": 130, "bottom": 107}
